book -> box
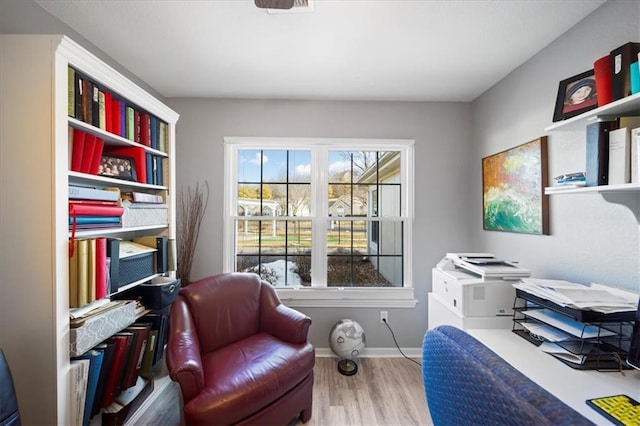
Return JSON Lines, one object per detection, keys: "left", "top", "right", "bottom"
{"left": 69, "top": 238, "right": 79, "bottom": 308}
{"left": 159, "top": 121, "right": 167, "bottom": 153}
{"left": 632, "top": 127, "right": 640, "bottom": 183}
{"left": 70, "top": 358, "right": 90, "bottom": 426}
{"left": 71, "top": 128, "right": 85, "bottom": 172}
{"left": 75, "top": 73, "right": 84, "bottom": 120}
{"left": 608, "top": 127, "right": 631, "bottom": 184}
{"left": 585, "top": 119, "right": 617, "bottom": 186}
{"left": 87, "top": 238, "right": 97, "bottom": 303}
{"left": 101, "top": 332, "right": 133, "bottom": 408}
{"left": 68, "top": 67, "right": 75, "bottom": 117}
{"left": 120, "top": 324, "right": 151, "bottom": 389}
{"left": 91, "top": 83, "right": 100, "bottom": 127}
{"left": 143, "top": 309, "right": 170, "bottom": 366}
{"left": 111, "top": 97, "right": 121, "bottom": 136}
{"left": 139, "top": 330, "right": 158, "bottom": 376}
{"left": 150, "top": 116, "right": 158, "bottom": 150}
{"left": 106, "top": 238, "right": 120, "bottom": 294}
{"left": 68, "top": 216, "right": 122, "bottom": 226}
{"left": 69, "top": 185, "right": 120, "bottom": 202}
{"left": 126, "top": 106, "right": 135, "bottom": 141}
{"left": 103, "top": 90, "right": 113, "bottom": 133}
{"left": 146, "top": 152, "right": 153, "bottom": 184}
{"left": 98, "top": 90, "right": 106, "bottom": 130}
{"left": 77, "top": 239, "right": 89, "bottom": 307}
{"left": 71, "top": 349, "right": 104, "bottom": 426}
{"left": 90, "top": 342, "right": 116, "bottom": 417}
{"left": 593, "top": 54, "right": 612, "bottom": 107}
{"left": 140, "top": 113, "right": 151, "bottom": 147}
{"left": 134, "top": 109, "right": 141, "bottom": 143}
{"left": 95, "top": 237, "right": 108, "bottom": 300}
{"left": 88, "top": 137, "right": 104, "bottom": 175}
{"left": 133, "top": 236, "right": 168, "bottom": 273}
{"left": 82, "top": 78, "right": 92, "bottom": 125}
{"left": 80, "top": 134, "right": 97, "bottom": 174}
{"left": 69, "top": 204, "right": 125, "bottom": 217}
{"left": 610, "top": 42, "right": 640, "bottom": 101}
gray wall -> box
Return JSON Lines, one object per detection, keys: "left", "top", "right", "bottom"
{"left": 471, "top": 0, "right": 640, "bottom": 291}
{"left": 166, "top": 98, "right": 473, "bottom": 349}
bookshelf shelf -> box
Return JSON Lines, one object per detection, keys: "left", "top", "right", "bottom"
{"left": 0, "top": 35, "right": 178, "bottom": 425}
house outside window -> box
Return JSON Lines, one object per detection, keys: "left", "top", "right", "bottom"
{"left": 224, "top": 137, "right": 416, "bottom": 307}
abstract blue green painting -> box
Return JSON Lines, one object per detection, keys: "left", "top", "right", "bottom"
{"left": 482, "top": 137, "right": 549, "bottom": 234}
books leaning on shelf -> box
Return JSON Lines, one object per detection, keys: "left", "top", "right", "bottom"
{"left": 70, "top": 127, "right": 105, "bottom": 175}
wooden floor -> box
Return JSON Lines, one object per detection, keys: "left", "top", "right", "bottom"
{"left": 137, "top": 357, "right": 432, "bottom": 426}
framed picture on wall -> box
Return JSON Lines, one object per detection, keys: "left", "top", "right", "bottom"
{"left": 552, "top": 70, "right": 598, "bottom": 122}
{"left": 482, "top": 136, "right": 549, "bottom": 235}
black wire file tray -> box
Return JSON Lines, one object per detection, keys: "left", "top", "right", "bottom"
{"left": 512, "top": 289, "right": 634, "bottom": 371}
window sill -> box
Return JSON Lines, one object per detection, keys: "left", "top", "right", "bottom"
{"left": 276, "top": 287, "right": 418, "bottom": 308}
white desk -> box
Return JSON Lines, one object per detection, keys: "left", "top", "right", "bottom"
{"left": 468, "top": 329, "right": 640, "bottom": 425}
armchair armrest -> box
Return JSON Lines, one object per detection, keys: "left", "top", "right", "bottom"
{"left": 166, "top": 297, "right": 205, "bottom": 403}
{"left": 260, "top": 284, "right": 311, "bottom": 344}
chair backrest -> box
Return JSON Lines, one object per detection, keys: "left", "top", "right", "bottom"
{"left": 421, "top": 325, "right": 591, "bottom": 426}
{"left": 179, "top": 272, "right": 263, "bottom": 354}
{"left": 0, "top": 348, "right": 21, "bottom": 426}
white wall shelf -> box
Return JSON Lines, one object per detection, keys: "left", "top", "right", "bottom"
{"left": 545, "top": 93, "right": 640, "bottom": 132}
{"left": 545, "top": 183, "right": 640, "bottom": 195}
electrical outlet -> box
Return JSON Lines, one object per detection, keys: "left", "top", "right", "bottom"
{"left": 380, "top": 311, "right": 388, "bottom": 324}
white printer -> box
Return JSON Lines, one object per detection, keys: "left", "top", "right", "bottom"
{"left": 429, "top": 253, "right": 531, "bottom": 330}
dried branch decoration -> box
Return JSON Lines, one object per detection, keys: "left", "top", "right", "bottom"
{"left": 177, "top": 181, "right": 209, "bottom": 285}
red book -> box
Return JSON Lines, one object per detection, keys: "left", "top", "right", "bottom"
{"left": 70, "top": 128, "right": 85, "bottom": 172}
{"left": 106, "top": 146, "right": 147, "bottom": 184}
{"left": 103, "top": 91, "right": 113, "bottom": 133}
{"left": 81, "top": 134, "right": 97, "bottom": 174}
{"left": 121, "top": 324, "right": 151, "bottom": 388}
{"left": 68, "top": 204, "right": 124, "bottom": 217}
{"left": 111, "top": 98, "right": 122, "bottom": 136}
{"left": 140, "top": 113, "right": 151, "bottom": 147}
{"left": 101, "top": 333, "right": 133, "bottom": 408}
{"left": 594, "top": 55, "right": 612, "bottom": 107}
{"left": 89, "top": 137, "right": 104, "bottom": 175}
{"left": 95, "top": 237, "right": 107, "bottom": 299}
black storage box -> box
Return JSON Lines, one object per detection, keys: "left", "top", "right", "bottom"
{"left": 128, "top": 277, "right": 181, "bottom": 310}
{"left": 118, "top": 252, "right": 155, "bottom": 288}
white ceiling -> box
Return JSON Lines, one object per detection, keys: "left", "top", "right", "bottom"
{"left": 35, "top": 0, "right": 606, "bottom": 102}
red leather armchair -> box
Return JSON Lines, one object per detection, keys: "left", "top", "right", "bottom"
{"left": 166, "top": 273, "right": 315, "bottom": 425}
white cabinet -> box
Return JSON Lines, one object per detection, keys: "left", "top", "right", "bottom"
{"left": 0, "top": 35, "right": 178, "bottom": 425}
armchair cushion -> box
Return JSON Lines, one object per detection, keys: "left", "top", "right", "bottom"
{"left": 167, "top": 273, "right": 315, "bottom": 425}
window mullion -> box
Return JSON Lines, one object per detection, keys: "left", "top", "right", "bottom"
{"left": 311, "top": 147, "right": 328, "bottom": 287}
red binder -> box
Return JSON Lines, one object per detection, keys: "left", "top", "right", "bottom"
{"left": 70, "top": 128, "right": 85, "bottom": 172}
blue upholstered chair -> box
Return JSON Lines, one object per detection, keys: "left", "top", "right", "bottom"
{"left": 421, "top": 325, "right": 592, "bottom": 425}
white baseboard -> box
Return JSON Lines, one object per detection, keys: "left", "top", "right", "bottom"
{"left": 315, "top": 347, "right": 422, "bottom": 358}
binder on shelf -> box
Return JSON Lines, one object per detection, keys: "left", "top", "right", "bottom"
{"left": 133, "top": 236, "right": 168, "bottom": 273}
{"left": 71, "top": 349, "right": 104, "bottom": 426}
{"left": 608, "top": 127, "right": 631, "bottom": 185}
{"left": 632, "top": 127, "right": 640, "bottom": 183}
{"left": 585, "top": 119, "right": 617, "bottom": 186}
{"left": 91, "top": 342, "right": 116, "bottom": 418}
{"left": 106, "top": 238, "right": 120, "bottom": 295}
{"left": 594, "top": 54, "right": 613, "bottom": 107}
{"left": 610, "top": 42, "right": 640, "bottom": 101}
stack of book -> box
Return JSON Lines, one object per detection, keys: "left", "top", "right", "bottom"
{"left": 69, "top": 186, "right": 124, "bottom": 231}
{"left": 70, "top": 127, "right": 105, "bottom": 175}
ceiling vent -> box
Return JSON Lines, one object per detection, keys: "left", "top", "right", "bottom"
{"left": 255, "top": 0, "right": 315, "bottom": 14}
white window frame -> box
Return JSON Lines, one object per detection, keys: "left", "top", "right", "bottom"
{"left": 223, "top": 137, "right": 416, "bottom": 308}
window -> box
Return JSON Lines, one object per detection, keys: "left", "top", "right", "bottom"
{"left": 224, "top": 138, "right": 415, "bottom": 307}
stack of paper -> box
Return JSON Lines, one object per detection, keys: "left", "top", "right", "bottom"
{"left": 514, "top": 278, "right": 638, "bottom": 313}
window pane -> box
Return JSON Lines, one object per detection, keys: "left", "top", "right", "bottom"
{"left": 238, "top": 150, "right": 262, "bottom": 183}
{"left": 329, "top": 151, "right": 379, "bottom": 183}
{"left": 327, "top": 220, "right": 367, "bottom": 255}
{"left": 327, "top": 256, "right": 394, "bottom": 287}
{"left": 235, "top": 219, "right": 312, "bottom": 286}
{"left": 376, "top": 221, "right": 403, "bottom": 255}
{"left": 289, "top": 151, "right": 311, "bottom": 183}
{"left": 378, "top": 183, "right": 401, "bottom": 217}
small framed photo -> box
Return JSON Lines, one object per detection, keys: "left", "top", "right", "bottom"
{"left": 98, "top": 154, "right": 137, "bottom": 181}
{"left": 552, "top": 70, "right": 598, "bottom": 122}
